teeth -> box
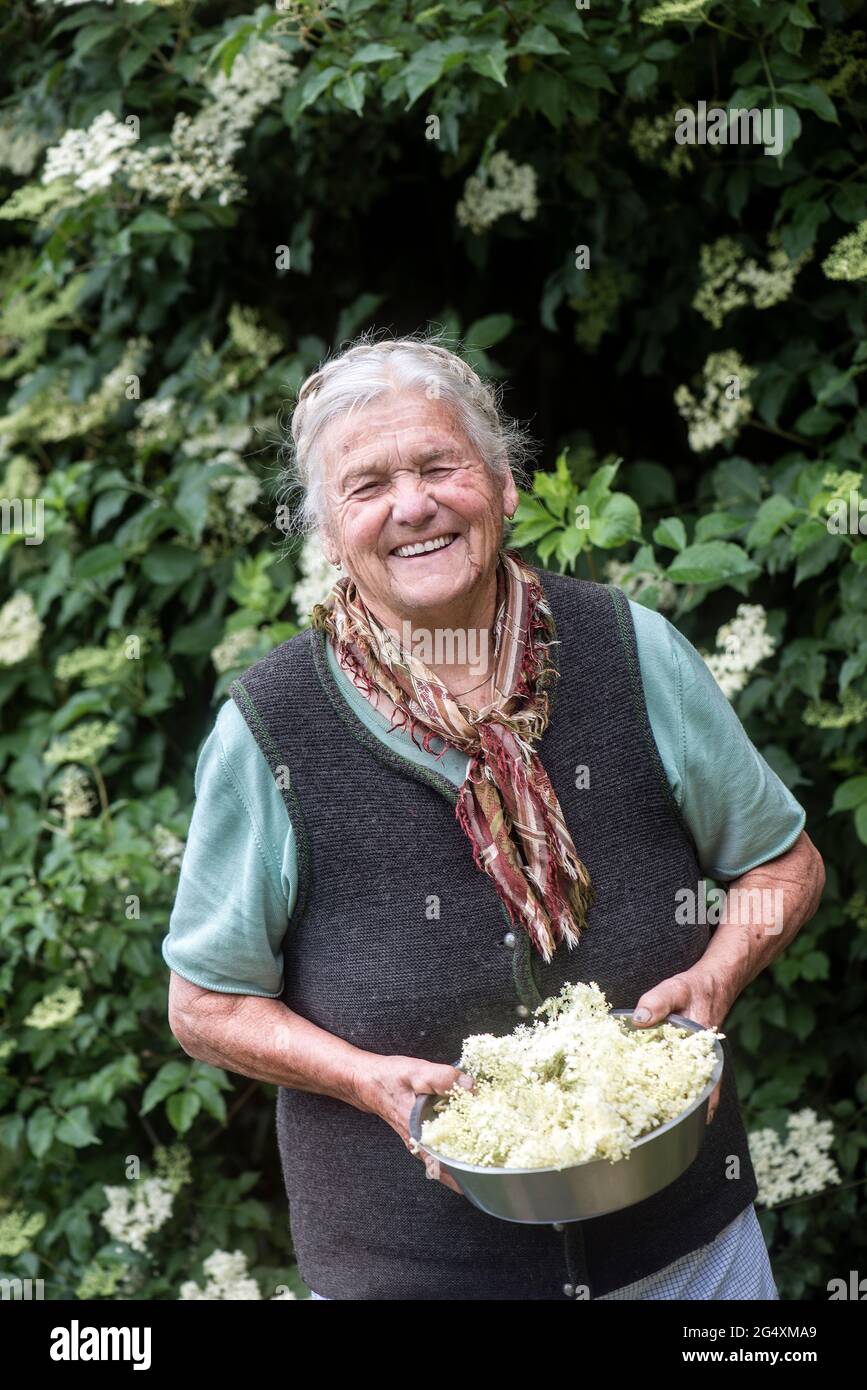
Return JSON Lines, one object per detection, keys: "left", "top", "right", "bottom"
{"left": 394, "top": 534, "right": 456, "bottom": 558}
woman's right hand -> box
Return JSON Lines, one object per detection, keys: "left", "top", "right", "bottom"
{"left": 351, "top": 1053, "right": 475, "bottom": 1195}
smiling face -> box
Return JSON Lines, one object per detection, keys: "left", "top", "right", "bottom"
{"left": 317, "top": 391, "right": 518, "bottom": 634}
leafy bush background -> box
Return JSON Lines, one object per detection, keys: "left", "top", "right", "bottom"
{"left": 1, "top": 0, "right": 866, "bottom": 1300}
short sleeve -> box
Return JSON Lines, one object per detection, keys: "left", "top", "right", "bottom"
{"left": 666, "top": 620, "right": 806, "bottom": 879}
{"left": 161, "top": 700, "right": 296, "bottom": 996}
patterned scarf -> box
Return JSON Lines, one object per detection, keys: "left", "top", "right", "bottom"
{"left": 311, "top": 549, "right": 594, "bottom": 962}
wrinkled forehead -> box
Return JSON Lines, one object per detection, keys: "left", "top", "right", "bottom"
{"left": 321, "top": 392, "right": 473, "bottom": 476}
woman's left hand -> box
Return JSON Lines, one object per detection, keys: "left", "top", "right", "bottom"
{"left": 630, "top": 967, "right": 732, "bottom": 1126}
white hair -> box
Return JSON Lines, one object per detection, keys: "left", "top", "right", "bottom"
{"left": 276, "top": 327, "right": 538, "bottom": 538}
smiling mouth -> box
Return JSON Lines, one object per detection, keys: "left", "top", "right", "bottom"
{"left": 391, "top": 533, "right": 459, "bottom": 559}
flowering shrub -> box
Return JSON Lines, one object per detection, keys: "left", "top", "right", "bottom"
{"left": 417, "top": 982, "right": 720, "bottom": 1169}
{"left": 0, "top": 0, "right": 865, "bottom": 1300}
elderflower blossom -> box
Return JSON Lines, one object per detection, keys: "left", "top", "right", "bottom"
{"left": 23, "top": 985, "right": 83, "bottom": 1030}
{"left": 628, "top": 109, "right": 693, "bottom": 177}
{"left": 0, "top": 590, "right": 43, "bottom": 665}
{"left": 154, "top": 1142, "right": 193, "bottom": 1194}
{"left": 210, "top": 466, "right": 262, "bottom": 519}
{"left": 0, "top": 110, "right": 47, "bottom": 176}
{"left": 456, "top": 151, "right": 539, "bottom": 235}
{"left": 228, "top": 304, "right": 283, "bottom": 362}
{"left": 101, "top": 1177, "right": 175, "bottom": 1253}
{"left": 76, "top": 1262, "right": 126, "bottom": 1300}
{"left": 179, "top": 1248, "right": 264, "bottom": 1300}
{"left": 749, "top": 1108, "right": 840, "bottom": 1207}
{"left": 153, "top": 825, "right": 186, "bottom": 873}
{"left": 674, "top": 350, "right": 756, "bottom": 452}
{"left": 819, "top": 30, "right": 867, "bottom": 98}
{"left": 0, "top": 337, "right": 150, "bottom": 446}
{"left": 605, "top": 559, "right": 676, "bottom": 611}
{"left": 44, "top": 719, "right": 120, "bottom": 767}
{"left": 56, "top": 642, "right": 130, "bottom": 686}
{"left": 822, "top": 220, "right": 867, "bottom": 281}
{"left": 41, "top": 111, "right": 139, "bottom": 193}
{"left": 123, "top": 41, "right": 298, "bottom": 210}
{"left": 702, "top": 604, "right": 775, "bottom": 700}
{"left": 0, "top": 1208, "right": 46, "bottom": 1257}
{"left": 291, "top": 531, "right": 338, "bottom": 620}
{"left": 640, "top": 0, "right": 709, "bottom": 23}
{"left": 693, "top": 235, "right": 812, "bottom": 329}
{"left": 51, "top": 766, "right": 96, "bottom": 830}
{"left": 211, "top": 626, "right": 262, "bottom": 674}
{"left": 417, "top": 981, "right": 720, "bottom": 1170}
{"left": 802, "top": 689, "right": 867, "bottom": 728}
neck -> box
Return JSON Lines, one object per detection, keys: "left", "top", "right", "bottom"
{"left": 360, "top": 570, "right": 499, "bottom": 696}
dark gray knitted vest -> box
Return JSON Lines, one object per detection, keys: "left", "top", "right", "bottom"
{"left": 231, "top": 571, "right": 757, "bottom": 1300}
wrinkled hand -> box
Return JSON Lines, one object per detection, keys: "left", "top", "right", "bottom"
{"left": 630, "top": 968, "right": 730, "bottom": 1126}
{"left": 353, "top": 1054, "right": 474, "bottom": 1194}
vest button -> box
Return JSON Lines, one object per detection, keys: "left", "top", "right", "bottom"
{"left": 562, "top": 1283, "right": 574, "bottom": 1298}
{"left": 515, "top": 1003, "right": 529, "bottom": 1017}
{"left": 503, "top": 932, "right": 516, "bottom": 948}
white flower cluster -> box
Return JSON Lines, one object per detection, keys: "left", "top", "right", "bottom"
{"left": 803, "top": 689, "right": 867, "bottom": 728}
{"left": 456, "top": 151, "right": 539, "bottom": 235}
{"left": 101, "top": 1177, "right": 175, "bottom": 1253}
{"left": 702, "top": 603, "right": 776, "bottom": 700}
{"left": 749, "top": 1108, "right": 840, "bottom": 1207}
{"left": 693, "top": 234, "right": 813, "bottom": 329}
{"left": 641, "top": 0, "right": 707, "bottom": 23}
{"left": 0, "top": 590, "right": 43, "bottom": 665}
{"left": 179, "top": 1249, "right": 266, "bottom": 1300}
{"left": 38, "top": 41, "right": 297, "bottom": 210}
{"left": 291, "top": 531, "right": 338, "bottom": 620}
{"left": 417, "top": 981, "right": 719, "bottom": 1169}
{"left": 674, "top": 350, "right": 756, "bottom": 452}
{"left": 628, "top": 109, "right": 693, "bottom": 177}
{"left": 210, "top": 626, "right": 261, "bottom": 674}
{"left": 44, "top": 718, "right": 120, "bottom": 767}
{"left": 23, "top": 985, "right": 83, "bottom": 1030}
{"left": 153, "top": 825, "right": 186, "bottom": 873}
{"left": 124, "top": 41, "right": 298, "bottom": 208}
{"left": 41, "top": 110, "right": 138, "bottom": 194}
{"left": 52, "top": 766, "right": 97, "bottom": 831}
{"left": 0, "top": 108, "right": 48, "bottom": 176}
{"left": 605, "top": 559, "right": 677, "bottom": 611}
{"left": 822, "top": 219, "right": 867, "bottom": 281}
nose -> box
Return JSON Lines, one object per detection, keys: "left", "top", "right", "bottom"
{"left": 390, "top": 472, "right": 438, "bottom": 528}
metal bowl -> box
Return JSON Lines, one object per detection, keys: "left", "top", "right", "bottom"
{"left": 408, "top": 1009, "right": 724, "bottom": 1224}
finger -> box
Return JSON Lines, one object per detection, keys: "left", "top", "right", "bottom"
{"left": 631, "top": 976, "right": 690, "bottom": 1026}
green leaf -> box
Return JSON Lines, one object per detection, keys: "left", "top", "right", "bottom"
{"left": 73, "top": 544, "right": 125, "bottom": 581}
{"left": 515, "top": 25, "right": 567, "bottom": 56}
{"left": 129, "top": 211, "right": 176, "bottom": 237}
{"left": 746, "top": 495, "right": 798, "bottom": 547}
{"left": 830, "top": 776, "right": 867, "bottom": 813}
{"left": 191, "top": 1077, "right": 228, "bottom": 1123}
{"left": 464, "top": 314, "right": 515, "bottom": 350}
{"left": 667, "top": 541, "right": 757, "bottom": 586}
{"left": 167, "top": 1089, "right": 202, "bottom": 1135}
{"left": 298, "top": 65, "right": 342, "bottom": 113}
{"left": 778, "top": 83, "right": 839, "bottom": 124}
{"left": 695, "top": 511, "right": 747, "bottom": 542}
{"left": 333, "top": 72, "right": 367, "bottom": 115}
{"left": 652, "top": 516, "right": 687, "bottom": 552}
{"left": 27, "top": 1107, "right": 57, "bottom": 1159}
{"left": 140, "top": 1060, "right": 189, "bottom": 1115}
{"left": 588, "top": 493, "right": 641, "bottom": 549}
{"left": 351, "top": 43, "right": 400, "bottom": 65}
{"left": 56, "top": 1106, "right": 100, "bottom": 1148}
{"left": 855, "top": 801, "right": 867, "bottom": 846}
{"left": 626, "top": 61, "right": 657, "bottom": 100}
{"left": 140, "top": 544, "right": 199, "bottom": 585}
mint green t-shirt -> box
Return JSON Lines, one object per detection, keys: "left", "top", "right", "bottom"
{"left": 162, "top": 599, "right": 806, "bottom": 998}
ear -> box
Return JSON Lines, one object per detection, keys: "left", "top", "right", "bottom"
{"left": 320, "top": 528, "right": 340, "bottom": 567}
{"left": 502, "top": 471, "right": 519, "bottom": 519}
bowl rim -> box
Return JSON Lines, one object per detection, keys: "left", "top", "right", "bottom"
{"left": 408, "top": 1009, "right": 725, "bottom": 1177}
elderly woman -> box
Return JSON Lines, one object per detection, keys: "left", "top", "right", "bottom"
{"left": 164, "top": 335, "right": 824, "bottom": 1301}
